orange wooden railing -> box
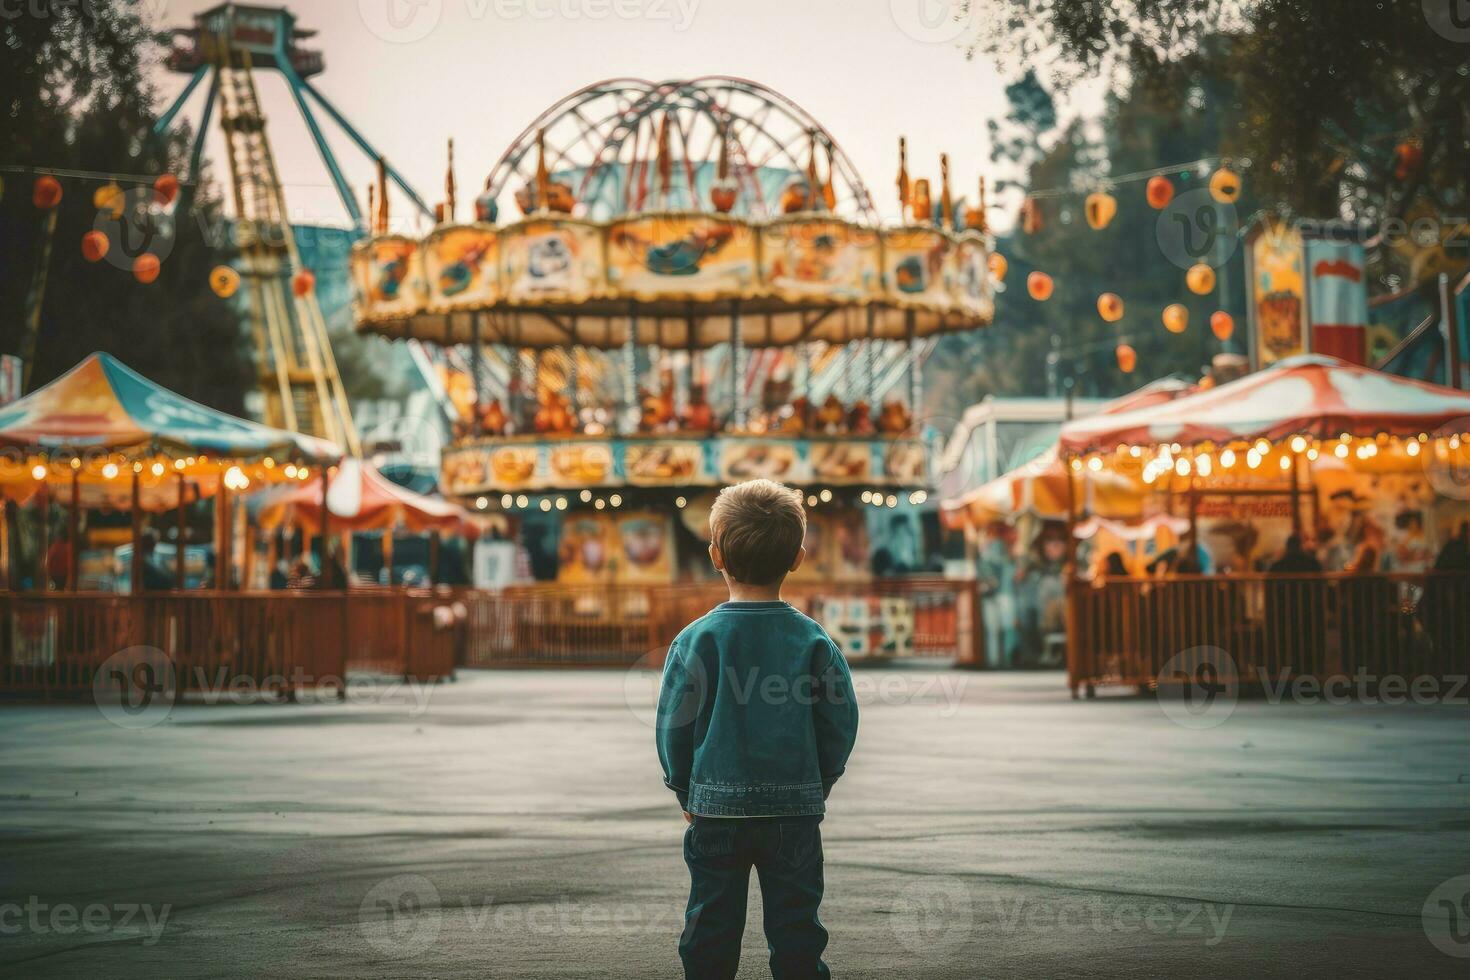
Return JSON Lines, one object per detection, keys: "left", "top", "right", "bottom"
{"left": 0, "top": 591, "right": 457, "bottom": 699}
{"left": 1067, "top": 571, "right": 1470, "bottom": 697}
{"left": 452, "top": 578, "right": 984, "bottom": 668}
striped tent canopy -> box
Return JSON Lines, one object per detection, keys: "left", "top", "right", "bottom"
{"left": 0, "top": 353, "right": 341, "bottom": 510}
{"left": 255, "top": 457, "right": 486, "bottom": 536}
{"left": 1060, "top": 355, "right": 1470, "bottom": 455}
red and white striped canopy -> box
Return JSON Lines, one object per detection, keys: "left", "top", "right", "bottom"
{"left": 1060, "top": 355, "right": 1470, "bottom": 454}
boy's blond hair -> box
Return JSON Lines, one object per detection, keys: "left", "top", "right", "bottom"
{"left": 709, "top": 480, "right": 806, "bottom": 586}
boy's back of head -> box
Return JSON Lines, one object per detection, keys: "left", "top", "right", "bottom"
{"left": 709, "top": 479, "right": 806, "bottom": 586}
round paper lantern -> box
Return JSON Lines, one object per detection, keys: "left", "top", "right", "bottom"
{"left": 1085, "top": 191, "right": 1117, "bottom": 230}
{"left": 1163, "top": 303, "right": 1189, "bottom": 334}
{"left": 1097, "top": 293, "right": 1125, "bottom": 323}
{"left": 133, "top": 253, "right": 161, "bottom": 284}
{"left": 291, "top": 269, "right": 316, "bottom": 297}
{"left": 1393, "top": 142, "right": 1423, "bottom": 181}
{"left": 210, "top": 265, "right": 241, "bottom": 299}
{"left": 153, "top": 173, "right": 180, "bottom": 206}
{"left": 1210, "top": 311, "right": 1235, "bottom": 341}
{"left": 1027, "top": 271, "right": 1054, "bottom": 302}
{"left": 1209, "top": 168, "right": 1242, "bottom": 204}
{"left": 988, "top": 252, "right": 1008, "bottom": 283}
{"left": 1145, "top": 175, "right": 1174, "bottom": 209}
{"left": 81, "top": 230, "right": 109, "bottom": 263}
{"left": 1186, "top": 263, "right": 1217, "bottom": 295}
{"left": 33, "top": 175, "right": 63, "bottom": 210}
{"left": 1116, "top": 344, "right": 1137, "bottom": 374}
{"left": 92, "top": 182, "right": 125, "bottom": 218}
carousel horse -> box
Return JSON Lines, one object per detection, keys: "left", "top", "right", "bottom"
{"left": 534, "top": 387, "right": 576, "bottom": 434}
{"left": 477, "top": 398, "right": 507, "bottom": 436}
{"left": 847, "top": 400, "right": 876, "bottom": 436}
{"left": 878, "top": 399, "right": 912, "bottom": 435}
{"left": 814, "top": 394, "right": 847, "bottom": 435}
{"left": 682, "top": 384, "right": 715, "bottom": 432}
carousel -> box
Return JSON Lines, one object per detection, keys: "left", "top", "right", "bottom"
{"left": 351, "top": 77, "right": 997, "bottom": 593}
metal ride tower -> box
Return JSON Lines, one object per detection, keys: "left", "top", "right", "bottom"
{"left": 155, "top": 4, "right": 432, "bottom": 455}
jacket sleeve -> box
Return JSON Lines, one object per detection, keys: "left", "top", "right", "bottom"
{"left": 655, "top": 640, "right": 698, "bottom": 809}
{"left": 813, "top": 639, "right": 859, "bottom": 798}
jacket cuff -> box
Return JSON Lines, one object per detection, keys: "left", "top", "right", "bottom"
{"left": 665, "top": 780, "right": 690, "bottom": 809}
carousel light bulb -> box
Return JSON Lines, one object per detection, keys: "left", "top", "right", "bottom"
{"left": 1334, "top": 443, "right": 1349, "bottom": 459}
{"left": 102, "top": 462, "right": 118, "bottom": 479}
{"left": 1128, "top": 446, "right": 1142, "bottom": 458}
{"left": 476, "top": 496, "right": 489, "bottom": 510}
{"left": 594, "top": 498, "right": 606, "bottom": 510}
{"left": 151, "top": 461, "right": 165, "bottom": 476}
{"left": 610, "top": 494, "right": 622, "bottom": 507}
{"left": 1254, "top": 439, "right": 1271, "bottom": 455}
{"left": 1246, "top": 450, "right": 1261, "bottom": 469}
{"left": 913, "top": 490, "right": 927, "bottom": 504}
{"left": 886, "top": 495, "right": 898, "bottom": 508}
{"left": 819, "top": 489, "right": 832, "bottom": 503}
{"left": 1452, "top": 435, "right": 1462, "bottom": 450}
{"left": 1142, "top": 468, "right": 1157, "bottom": 486}
{"left": 70, "top": 457, "right": 81, "bottom": 470}
{"left": 516, "top": 495, "right": 529, "bottom": 508}
{"left": 1220, "top": 448, "right": 1236, "bottom": 468}
{"left": 264, "top": 457, "right": 275, "bottom": 469}
{"left": 1279, "top": 455, "right": 1291, "bottom": 471}
{"left": 678, "top": 496, "right": 689, "bottom": 508}
{"left": 501, "top": 494, "right": 513, "bottom": 508}
{"left": 1087, "top": 456, "right": 1103, "bottom": 472}
{"left": 861, "top": 490, "right": 873, "bottom": 503}
{"left": 807, "top": 495, "right": 818, "bottom": 507}
{"left": 1307, "top": 448, "right": 1319, "bottom": 461}
{"left": 132, "top": 461, "right": 143, "bottom": 473}
{"left": 284, "top": 464, "right": 298, "bottom": 479}
{"left": 539, "top": 499, "right": 552, "bottom": 512}
{"left": 174, "top": 458, "right": 185, "bottom": 470}
{"left": 31, "top": 463, "right": 46, "bottom": 481}
{"left": 1290, "top": 436, "right": 1307, "bottom": 453}
{"left": 580, "top": 489, "right": 592, "bottom": 503}
{"left": 1406, "top": 440, "right": 1421, "bottom": 457}
{"left": 1070, "top": 458, "right": 1083, "bottom": 473}
{"left": 1174, "top": 458, "right": 1191, "bottom": 477}
{"left": 1355, "top": 444, "right": 1370, "bottom": 460}
{"left": 1197, "top": 454, "right": 1213, "bottom": 477}
{"left": 555, "top": 497, "right": 568, "bottom": 511}
{"left": 297, "top": 467, "right": 310, "bottom": 480}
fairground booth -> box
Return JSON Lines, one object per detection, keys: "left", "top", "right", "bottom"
{"left": 1055, "top": 354, "right": 1470, "bottom": 698}
{"left": 0, "top": 354, "right": 457, "bottom": 697}
{"left": 351, "top": 78, "right": 1001, "bottom": 665}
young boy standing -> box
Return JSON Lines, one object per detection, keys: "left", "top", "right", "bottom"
{"left": 656, "top": 479, "right": 860, "bottom": 980}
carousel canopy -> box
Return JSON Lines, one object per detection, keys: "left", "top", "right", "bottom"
{"left": 256, "top": 457, "right": 482, "bottom": 535}
{"left": 1060, "top": 355, "right": 1470, "bottom": 455}
{"left": 0, "top": 353, "right": 342, "bottom": 509}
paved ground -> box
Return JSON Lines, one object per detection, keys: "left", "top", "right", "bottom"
{"left": 2, "top": 667, "right": 1469, "bottom": 978}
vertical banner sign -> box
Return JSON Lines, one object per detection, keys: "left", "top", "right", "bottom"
{"left": 1304, "top": 238, "right": 1370, "bottom": 366}
{"left": 1245, "top": 218, "right": 1307, "bottom": 368}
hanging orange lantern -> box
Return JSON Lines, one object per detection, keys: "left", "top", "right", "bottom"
{"left": 1020, "top": 196, "right": 1042, "bottom": 234}
{"left": 153, "top": 173, "right": 180, "bottom": 206}
{"left": 133, "top": 253, "right": 161, "bottom": 284}
{"left": 92, "top": 181, "right": 125, "bottom": 218}
{"left": 1186, "top": 263, "right": 1217, "bottom": 295}
{"left": 1145, "top": 175, "right": 1174, "bottom": 209}
{"left": 1027, "top": 271, "right": 1054, "bottom": 301}
{"left": 1393, "top": 141, "right": 1423, "bottom": 181}
{"left": 1084, "top": 191, "right": 1117, "bottom": 230}
{"left": 1116, "top": 344, "right": 1137, "bottom": 374}
{"left": 292, "top": 269, "right": 316, "bottom": 297}
{"left": 1209, "top": 167, "right": 1242, "bottom": 204}
{"left": 1210, "top": 311, "right": 1235, "bottom": 341}
{"left": 988, "top": 252, "right": 1008, "bottom": 283}
{"left": 33, "top": 175, "right": 63, "bottom": 209}
{"left": 210, "top": 265, "right": 241, "bottom": 299}
{"left": 81, "top": 231, "right": 109, "bottom": 263}
{"left": 1097, "top": 293, "right": 1125, "bottom": 323}
{"left": 1162, "top": 303, "right": 1189, "bottom": 334}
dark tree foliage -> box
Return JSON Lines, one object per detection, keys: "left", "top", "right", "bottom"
{"left": 0, "top": 0, "right": 251, "bottom": 410}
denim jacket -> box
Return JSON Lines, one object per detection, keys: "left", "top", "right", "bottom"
{"left": 656, "top": 601, "right": 859, "bottom": 817}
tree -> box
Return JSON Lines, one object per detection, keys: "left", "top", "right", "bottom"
{"left": 0, "top": 1, "right": 252, "bottom": 410}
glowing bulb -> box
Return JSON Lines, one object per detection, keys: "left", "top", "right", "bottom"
{"left": 501, "top": 494, "right": 513, "bottom": 508}
{"left": 1174, "top": 458, "right": 1191, "bottom": 477}
{"left": 1279, "top": 455, "right": 1291, "bottom": 471}
{"left": 1128, "top": 446, "right": 1142, "bottom": 458}
{"left": 539, "top": 499, "right": 552, "bottom": 512}
{"left": 580, "top": 490, "right": 592, "bottom": 502}
{"left": 151, "top": 462, "right": 165, "bottom": 476}
{"left": 555, "top": 497, "right": 568, "bottom": 511}
{"left": 516, "top": 495, "right": 529, "bottom": 508}
{"left": 819, "top": 489, "right": 832, "bottom": 503}
{"left": 610, "top": 494, "right": 622, "bottom": 507}
{"left": 1197, "top": 454, "right": 1213, "bottom": 477}
{"left": 1220, "top": 449, "right": 1236, "bottom": 468}
{"left": 102, "top": 462, "right": 119, "bottom": 479}
{"left": 1254, "top": 439, "right": 1271, "bottom": 455}
{"left": 284, "top": 464, "right": 298, "bottom": 479}
{"left": 1246, "top": 450, "right": 1261, "bottom": 470}
{"left": 861, "top": 491, "right": 873, "bottom": 503}
{"left": 886, "top": 495, "right": 898, "bottom": 508}
{"left": 1290, "top": 436, "right": 1307, "bottom": 453}
{"left": 1334, "top": 443, "right": 1349, "bottom": 459}
{"left": 807, "top": 495, "right": 818, "bottom": 507}
{"left": 1406, "top": 440, "right": 1421, "bottom": 457}
{"left": 1087, "top": 456, "right": 1103, "bottom": 472}
{"left": 31, "top": 464, "right": 46, "bottom": 481}
{"left": 594, "top": 498, "right": 606, "bottom": 510}
{"left": 476, "top": 496, "right": 489, "bottom": 510}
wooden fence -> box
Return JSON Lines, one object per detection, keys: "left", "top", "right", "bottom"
{"left": 0, "top": 591, "right": 458, "bottom": 699}
{"left": 1068, "top": 571, "right": 1470, "bottom": 697}
{"left": 454, "top": 578, "right": 984, "bottom": 668}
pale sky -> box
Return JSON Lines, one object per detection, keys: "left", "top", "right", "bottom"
{"left": 146, "top": 0, "right": 1082, "bottom": 232}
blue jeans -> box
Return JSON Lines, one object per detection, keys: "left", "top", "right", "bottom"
{"left": 679, "top": 815, "right": 830, "bottom": 980}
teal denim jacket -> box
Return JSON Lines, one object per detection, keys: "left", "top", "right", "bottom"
{"left": 656, "top": 601, "right": 859, "bottom": 817}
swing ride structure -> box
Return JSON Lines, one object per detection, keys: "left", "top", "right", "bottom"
{"left": 155, "top": 3, "right": 436, "bottom": 456}
{"left": 352, "top": 76, "right": 999, "bottom": 589}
